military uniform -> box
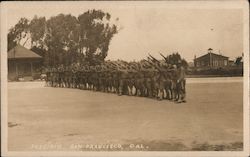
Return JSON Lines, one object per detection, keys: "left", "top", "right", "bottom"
{"left": 44, "top": 56, "right": 187, "bottom": 102}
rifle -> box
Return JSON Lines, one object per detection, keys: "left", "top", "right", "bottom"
{"left": 145, "top": 59, "right": 160, "bottom": 69}
{"left": 148, "top": 53, "right": 160, "bottom": 63}
{"left": 159, "top": 53, "right": 168, "bottom": 62}
{"left": 147, "top": 57, "right": 155, "bottom": 64}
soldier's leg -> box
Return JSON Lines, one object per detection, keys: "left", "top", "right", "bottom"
{"left": 53, "top": 79, "right": 56, "bottom": 87}
{"left": 61, "top": 78, "right": 64, "bottom": 88}
{"left": 127, "top": 81, "right": 131, "bottom": 96}
{"left": 167, "top": 87, "right": 172, "bottom": 100}
{"left": 59, "top": 78, "right": 62, "bottom": 88}
{"left": 135, "top": 85, "right": 140, "bottom": 96}
{"left": 176, "top": 81, "right": 182, "bottom": 103}
{"left": 123, "top": 80, "right": 129, "bottom": 95}
{"left": 59, "top": 77, "right": 61, "bottom": 88}
{"left": 127, "top": 85, "right": 131, "bottom": 96}
{"left": 172, "top": 81, "right": 177, "bottom": 101}
{"left": 135, "top": 81, "right": 141, "bottom": 96}
{"left": 68, "top": 78, "right": 72, "bottom": 88}
{"left": 164, "top": 81, "right": 170, "bottom": 100}
{"left": 151, "top": 81, "right": 156, "bottom": 98}
{"left": 108, "top": 81, "right": 112, "bottom": 93}
{"left": 86, "top": 82, "right": 89, "bottom": 90}
{"left": 65, "top": 78, "right": 67, "bottom": 88}
{"left": 158, "top": 80, "right": 165, "bottom": 100}
{"left": 168, "top": 82, "right": 172, "bottom": 100}
{"left": 143, "top": 85, "right": 147, "bottom": 97}
{"left": 81, "top": 79, "right": 83, "bottom": 89}
{"left": 146, "top": 80, "right": 153, "bottom": 98}
{"left": 131, "top": 85, "right": 136, "bottom": 96}
{"left": 148, "top": 86, "right": 153, "bottom": 98}
{"left": 114, "top": 80, "right": 119, "bottom": 94}
{"left": 158, "top": 88, "right": 163, "bottom": 100}
{"left": 79, "top": 78, "right": 82, "bottom": 89}
{"left": 180, "top": 79, "right": 186, "bottom": 102}
{"left": 118, "top": 79, "right": 123, "bottom": 96}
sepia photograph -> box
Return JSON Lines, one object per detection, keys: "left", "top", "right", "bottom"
{"left": 1, "top": 1, "right": 249, "bottom": 157}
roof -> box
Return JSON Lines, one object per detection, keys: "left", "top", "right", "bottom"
{"left": 195, "top": 52, "right": 228, "bottom": 61}
{"left": 8, "top": 45, "right": 42, "bottom": 59}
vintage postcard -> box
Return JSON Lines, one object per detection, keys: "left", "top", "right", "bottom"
{"left": 1, "top": 1, "right": 249, "bottom": 157}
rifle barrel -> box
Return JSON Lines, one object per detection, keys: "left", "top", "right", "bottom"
{"left": 160, "top": 53, "right": 167, "bottom": 61}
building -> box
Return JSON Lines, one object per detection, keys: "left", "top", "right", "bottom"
{"left": 8, "top": 45, "right": 43, "bottom": 81}
{"left": 194, "top": 48, "right": 229, "bottom": 69}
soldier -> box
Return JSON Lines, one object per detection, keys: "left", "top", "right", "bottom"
{"left": 111, "top": 66, "right": 119, "bottom": 94}
{"left": 50, "top": 67, "right": 57, "bottom": 87}
{"left": 169, "top": 64, "right": 178, "bottom": 101}
{"left": 45, "top": 53, "right": 187, "bottom": 102}
{"left": 58, "top": 65, "right": 64, "bottom": 88}
{"left": 117, "top": 65, "right": 128, "bottom": 96}
{"left": 64, "top": 66, "right": 71, "bottom": 88}
{"left": 98, "top": 65, "right": 105, "bottom": 92}
{"left": 126, "top": 66, "right": 136, "bottom": 96}
{"left": 164, "top": 71, "right": 173, "bottom": 100}
{"left": 141, "top": 63, "right": 154, "bottom": 98}
{"left": 134, "top": 69, "right": 144, "bottom": 97}
{"left": 106, "top": 68, "right": 113, "bottom": 93}
{"left": 78, "top": 65, "right": 84, "bottom": 89}
{"left": 176, "top": 60, "right": 186, "bottom": 103}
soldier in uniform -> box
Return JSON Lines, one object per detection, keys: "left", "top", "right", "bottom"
{"left": 142, "top": 63, "right": 154, "bottom": 98}
{"left": 176, "top": 60, "right": 186, "bottom": 103}
{"left": 117, "top": 65, "right": 128, "bottom": 96}
{"left": 169, "top": 64, "right": 178, "bottom": 101}
{"left": 111, "top": 66, "right": 119, "bottom": 94}
{"left": 45, "top": 53, "right": 187, "bottom": 102}
{"left": 58, "top": 65, "right": 64, "bottom": 88}
{"left": 64, "top": 66, "right": 70, "bottom": 88}
{"left": 51, "top": 67, "right": 57, "bottom": 87}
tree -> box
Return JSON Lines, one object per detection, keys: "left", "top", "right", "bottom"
{"left": 45, "top": 14, "right": 79, "bottom": 66}
{"left": 8, "top": 10, "right": 119, "bottom": 67}
{"left": 78, "top": 9, "right": 118, "bottom": 65}
{"left": 29, "top": 16, "right": 46, "bottom": 48}
{"left": 7, "top": 18, "right": 30, "bottom": 50}
{"left": 7, "top": 28, "right": 17, "bottom": 51}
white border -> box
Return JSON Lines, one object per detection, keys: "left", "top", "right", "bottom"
{"left": 1, "top": 1, "right": 249, "bottom": 157}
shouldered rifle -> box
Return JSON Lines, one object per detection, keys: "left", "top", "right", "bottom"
{"left": 148, "top": 53, "right": 160, "bottom": 63}
{"left": 159, "top": 53, "right": 168, "bottom": 62}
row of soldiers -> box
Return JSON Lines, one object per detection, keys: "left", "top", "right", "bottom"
{"left": 45, "top": 55, "right": 186, "bottom": 103}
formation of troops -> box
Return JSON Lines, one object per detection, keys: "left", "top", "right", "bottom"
{"left": 45, "top": 54, "right": 186, "bottom": 103}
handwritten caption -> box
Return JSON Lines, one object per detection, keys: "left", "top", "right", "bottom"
{"left": 31, "top": 143, "right": 149, "bottom": 150}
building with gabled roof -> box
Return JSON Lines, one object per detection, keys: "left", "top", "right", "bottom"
{"left": 8, "top": 45, "right": 43, "bottom": 81}
{"left": 194, "top": 48, "right": 229, "bottom": 69}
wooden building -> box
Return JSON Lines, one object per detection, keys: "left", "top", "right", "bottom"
{"left": 194, "top": 48, "right": 229, "bottom": 69}
{"left": 8, "top": 45, "right": 43, "bottom": 81}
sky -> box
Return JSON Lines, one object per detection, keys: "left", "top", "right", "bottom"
{"left": 5, "top": 1, "right": 244, "bottom": 62}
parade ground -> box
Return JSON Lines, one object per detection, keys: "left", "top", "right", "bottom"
{"left": 7, "top": 77, "right": 243, "bottom": 151}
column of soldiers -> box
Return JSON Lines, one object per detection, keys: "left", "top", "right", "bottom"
{"left": 45, "top": 55, "right": 186, "bottom": 103}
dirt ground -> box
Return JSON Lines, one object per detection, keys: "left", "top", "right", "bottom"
{"left": 7, "top": 77, "right": 243, "bottom": 151}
